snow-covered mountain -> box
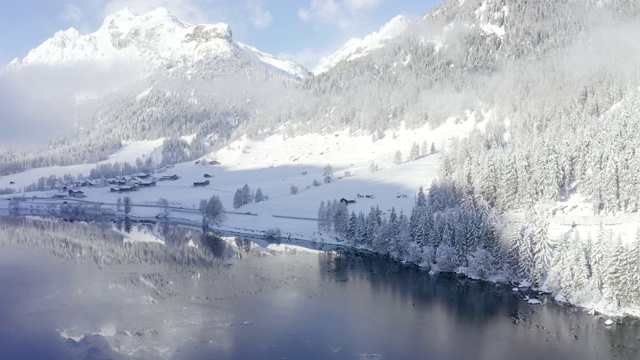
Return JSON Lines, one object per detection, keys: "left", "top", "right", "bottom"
{"left": 314, "top": 15, "right": 410, "bottom": 74}
{"left": 7, "top": 7, "right": 310, "bottom": 80}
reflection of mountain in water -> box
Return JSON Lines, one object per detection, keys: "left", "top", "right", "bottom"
{"left": 0, "top": 216, "right": 218, "bottom": 268}
{"left": 0, "top": 216, "right": 332, "bottom": 308}
{"left": 0, "top": 216, "right": 330, "bottom": 359}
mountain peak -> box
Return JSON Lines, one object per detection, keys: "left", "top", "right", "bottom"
{"left": 314, "top": 14, "right": 410, "bottom": 74}
{"left": 112, "top": 6, "right": 137, "bottom": 18}
{"left": 7, "top": 7, "right": 309, "bottom": 80}
{"left": 100, "top": 6, "right": 188, "bottom": 34}
{"left": 147, "top": 6, "right": 171, "bottom": 17}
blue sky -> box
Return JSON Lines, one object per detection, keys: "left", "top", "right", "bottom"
{"left": 0, "top": 0, "right": 442, "bottom": 69}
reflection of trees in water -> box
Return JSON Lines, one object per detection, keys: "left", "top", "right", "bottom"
{"left": 235, "top": 237, "right": 252, "bottom": 254}
{"left": 325, "top": 250, "right": 521, "bottom": 317}
{"left": 321, "top": 249, "right": 640, "bottom": 358}
{"left": 325, "top": 250, "right": 520, "bottom": 320}
{"left": 0, "top": 216, "right": 224, "bottom": 270}
{"left": 0, "top": 216, "right": 292, "bottom": 268}
{"left": 201, "top": 231, "right": 229, "bottom": 259}
{"left": 124, "top": 217, "right": 132, "bottom": 233}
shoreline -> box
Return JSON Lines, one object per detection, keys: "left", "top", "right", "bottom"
{"left": 0, "top": 202, "right": 633, "bottom": 323}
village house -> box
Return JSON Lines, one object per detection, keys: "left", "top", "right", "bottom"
{"left": 193, "top": 180, "right": 210, "bottom": 187}
{"left": 68, "top": 190, "right": 86, "bottom": 198}
{"left": 159, "top": 174, "right": 180, "bottom": 181}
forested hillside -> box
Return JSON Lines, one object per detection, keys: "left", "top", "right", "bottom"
{"left": 305, "top": 0, "right": 640, "bottom": 314}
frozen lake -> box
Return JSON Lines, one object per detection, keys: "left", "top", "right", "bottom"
{"left": 0, "top": 216, "right": 638, "bottom": 360}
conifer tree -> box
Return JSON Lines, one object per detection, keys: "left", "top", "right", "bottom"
{"left": 241, "top": 184, "right": 253, "bottom": 205}
{"left": 347, "top": 211, "right": 358, "bottom": 244}
{"left": 233, "top": 189, "right": 243, "bottom": 209}
{"left": 317, "top": 201, "right": 326, "bottom": 232}
{"left": 410, "top": 142, "right": 420, "bottom": 161}
{"left": 254, "top": 187, "right": 265, "bottom": 203}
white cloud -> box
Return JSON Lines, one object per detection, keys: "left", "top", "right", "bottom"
{"left": 298, "top": 9, "right": 310, "bottom": 23}
{"left": 344, "top": 0, "right": 381, "bottom": 11}
{"left": 246, "top": 1, "right": 273, "bottom": 29}
{"left": 101, "top": 0, "right": 209, "bottom": 25}
{"left": 61, "top": 4, "right": 83, "bottom": 23}
{"left": 313, "top": 0, "right": 340, "bottom": 21}
{"left": 297, "top": 0, "right": 382, "bottom": 29}
{"left": 277, "top": 48, "right": 327, "bottom": 70}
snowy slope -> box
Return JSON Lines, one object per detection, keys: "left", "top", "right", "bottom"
{"left": 0, "top": 139, "right": 165, "bottom": 187}
{"left": 6, "top": 7, "right": 310, "bottom": 80}
{"left": 314, "top": 15, "right": 410, "bottom": 74}
{"left": 0, "top": 115, "right": 477, "bottom": 232}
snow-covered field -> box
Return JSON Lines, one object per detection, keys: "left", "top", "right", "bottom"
{"left": 0, "top": 138, "right": 165, "bottom": 187}
{"left": 3, "top": 114, "right": 640, "bottom": 246}
{"left": 0, "top": 119, "right": 468, "bottom": 240}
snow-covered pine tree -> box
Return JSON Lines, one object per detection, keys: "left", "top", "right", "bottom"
{"left": 396, "top": 210, "right": 411, "bottom": 260}
{"left": 619, "top": 241, "right": 635, "bottom": 307}
{"left": 317, "top": 201, "right": 326, "bottom": 232}
{"left": 386, "top": 207, "right": 400, "bottom": 259}
{"left": 372, "top": 218, "right": 389, "bottom": 253}
{"left": 568, "top": 234, "right": 589, "bottom": 298}
{"left": 241, "top": 184, "right": 253, "bottom": 205}
{"left": 603, "top": 235, "right": 625, "bottom": 307}
{"left": 499, "top": 153, "right": 519, "bottom": 209}
{"left": 590, "top": 223, "right": 606, "bottom": 292}
{"left": 327, "top": 200, "right": 338, "bottom": 233}
{"left": 347, "top": 211, "right": 358, "bottom": 245}
{"left": 410, "top": 141, "right": 420, "bottom": 161}
{"left": 467, "top": 248, "right": 494, "bottom": 279}
{"left": 512, "top": 226, "right": 532, "bottom": 283}
{"left": 204, "top": 195, "right": 225, "bottom": 225}
{"left": 478, "top": 154, "right": 499, "bottom": 207}
{"left": 356, "top": 211, "right": 367, "bottom": 246}
{"left": 394, "top": 150, "right": 403, "bottom": 165}
{"left": 532, "top": 211, "right": 553, "bottom": 284}
{"left": 233, "top": 189, "right": 243, "bottom": 209}
{"left": 630, "top": 229, "right": 640, "bottom": 305}
{"left": 453, "top": 211, "right": 470, "bottom": 266}
{"left": 546, "top": 235, "right": 570, "bottom": 296}
{"left": 323, "top": 164, "right": 333, "bottom": 183}
{"left": 365, "top": 207, "right": 378, "bottom": 248}
{"left": 254, "top": 187, "right": 265, "bottom": 203}
{"left": 416, "top": 186, "right": 427, "bottom": 208}
{"left": 333, "top": 202, "right": 350, "bottom": 238}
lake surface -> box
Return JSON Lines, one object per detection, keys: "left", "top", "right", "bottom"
{"left": 0, "top": 216, "right": 639, "bottom": 360}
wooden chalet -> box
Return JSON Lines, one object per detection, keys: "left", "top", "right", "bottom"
{"left": 159, "top": 174, "right": 180, "bottom": 181}
{"left": 193, "top": 180, "right": 210, "bottom": 187}
{"left": 110, "top": 185, "right": 139, "bottom": 193}
{"left": 68, "top": 190, "right": 86, "bottom": 198}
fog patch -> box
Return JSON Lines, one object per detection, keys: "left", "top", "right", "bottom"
{"left": 562, "top": 20, "right": 640, "bottom": 78}
{"left": 0, "top": 59, "right": 145, "bottom": 149}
